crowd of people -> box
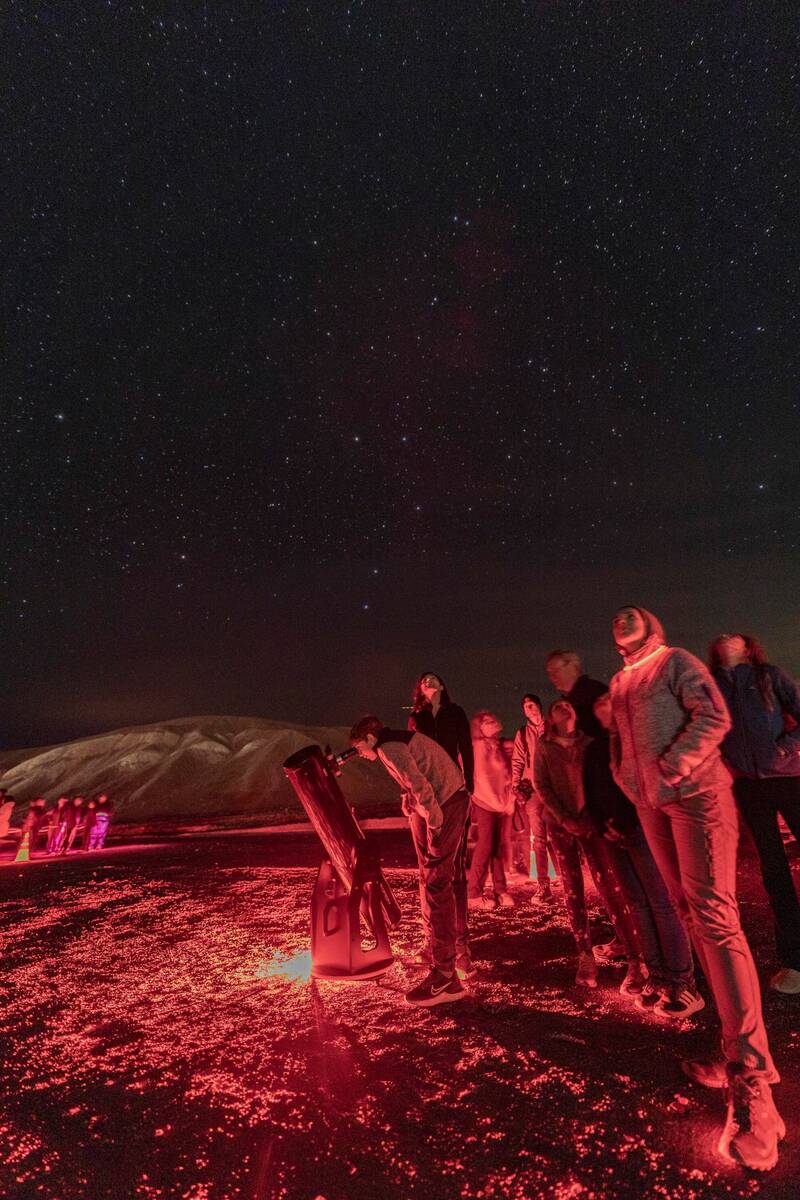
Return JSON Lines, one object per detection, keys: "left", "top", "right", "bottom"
{"left": 349, "top": 605, "right": 800, "bottom": 1173}
{"left": 7, "top": 792, "right": 115, "bottom": 858}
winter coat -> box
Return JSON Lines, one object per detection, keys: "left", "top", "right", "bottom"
{"left": 714, "top": 663, "right": 800, "bottom": 779}
{"left": 511, "top": 723, "right": 540, "bottom": 789}
{"left": 609, "top": 644, "right": 731, "bottom": 809}
{"left": 533, "top": 732, "right": 593, "bottom": 830}
{"left": 408, "top": 702, "right": 474, "bottom": 792}
{"left": 471, "top": 736, "right": 514, "bottom": 815}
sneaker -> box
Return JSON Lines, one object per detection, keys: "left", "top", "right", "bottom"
{"left": 654, "top": 987, "right": 705, "bottom": 1019}
{"left": 718, "top": 1064, "right": 785, "bottom": 1171}
{"left": 593, "top": 939, "right": 627, "bottom": 967}
{"left": 634, "top": 983, "right": 664, "bottom": 1012}
{"left": 575, "top": 951, "right": 598, "bottom": 988}
{"left": 404, "top": 970, "right": 467, "bottom": 1007}
{"left": 770, "top": 966, "right": 800, "bottom": 995}
{"left": 495, "top": 892, "right": 515, "bottom": 909}
{"left": 619, "top": 961, "right": 648, "bottom": 998}
{"left": 468, "top": 895, "right": 496, "bottom": 911}
{"left": 535, "top": 881, "right": 553, "bottom": 902}
{"left": 455, "top": 957, "right": 477, "bottom": 981}
{"left": 682, "top": 1057, "right": 781, "bottom": 1090}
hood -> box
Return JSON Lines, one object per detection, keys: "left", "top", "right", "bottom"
{"left": 618, "top": 606, "right": 667, "bottom": 667}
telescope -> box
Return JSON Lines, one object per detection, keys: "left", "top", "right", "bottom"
{"left": 283, "top": 743, "right": 401, "bottom": 980}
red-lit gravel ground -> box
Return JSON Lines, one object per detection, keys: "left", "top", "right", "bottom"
{"left": 1, "top": 831, "right": 798, "bottom": 1200}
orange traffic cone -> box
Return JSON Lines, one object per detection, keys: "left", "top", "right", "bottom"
{"left": 14, "top": 832, "right": 31, "bottom": 863}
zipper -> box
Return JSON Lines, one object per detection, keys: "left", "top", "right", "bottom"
{"left": 624, "top": 678, "right": 649, "bottom": 806}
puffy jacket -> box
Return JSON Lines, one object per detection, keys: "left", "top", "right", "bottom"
{"left": 533, "top": 732, "right": 592, "bottom": 828}
{"left": 609, "top": 644, "right": 731, "bottom": 809}
{"left": 714, "top": 663, "right": 800, "bottom": 779}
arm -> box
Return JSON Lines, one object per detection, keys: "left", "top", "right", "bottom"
{"left": 510, "top": 729, "right": 526, "bottom": 789}
{"left": 377, "top": 743, "right": 443, "bottom": 828}
{"left": 658, "top": 652, "right": 731, "bottom": 783}
{"left": 533, "top": 746, "right": 572, "bottom": 827}
{"left": 455, "top": 706, "right": 474, "bottom": 792}
{"left": 772, "top": 668, "right": 800, "bottom": 756}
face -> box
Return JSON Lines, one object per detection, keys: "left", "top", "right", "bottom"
{"left": 546, "top": 656, "right": 579, "bottom": 692}
{"left": 479, "top": 714, "right": 502, "bottom": 738}
{"left": 593, "top": 694, "right": 612, "bottom": 730}
{"left": 522, "top": 698, "right": 543, "bottom": 725}
{"left": 352, "top": 735, "right": 378, "bottom": 761}
{"left": 716, "top": 635, "right": 748, "bottom": 667}
{"left": 420, "top": 674, "right": 442, "bottom": 699}
{"left": 550, "top": 700, "right": 576, "bottom": 729}
{"left": 612, "top": 607, "right": 648, "bottom": 651}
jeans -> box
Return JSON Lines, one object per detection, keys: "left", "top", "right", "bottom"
{"left": 545, "top": 822, "right": 640, "bottom": 958}
{"left": 637, "top": 788, "right": 775, "bottom": 1074}
{"left": 468, "top": 805, "right": 510, "bottom": 897}
{"left": 409, "top": 788, "right": 471, "bottom": 976}
{"left": 734, "top": 775, "right": 800, "bottom": 971}
{"left": 593, "top": 828, "right": 694, "bottom": 988}
{"left": 506, "top": 797, "right": 551, "bottom": 880}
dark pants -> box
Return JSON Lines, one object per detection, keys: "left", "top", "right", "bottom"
{"left": 409, "top": 789, "right": 471, "bottom": 977}
{"left": 594, "top": 828, "right": 694, "bottom": 988}
{"left": 734, "top": 775, "right": 800, "bottom": 971}
{"left": 545, "top": 822, "right": 640, "bottom": 958}
{"left": 468, "top": 805, "right": 510, "bottom": 898}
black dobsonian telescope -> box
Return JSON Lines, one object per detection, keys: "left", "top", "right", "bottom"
{"left": 283, "top": 743, "right": 401, "bottom": 979}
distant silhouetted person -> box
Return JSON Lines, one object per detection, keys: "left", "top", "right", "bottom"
{"left": 65, "top": 797, "right": 86, "bottom": 852}
{"left": 47, "top": 796, "right": 72, "bottom": 854}
{"left": 20, "top": 797, "right": 48, "bottom": 856}
{"left": 0, "top": 788, "right": 15, "bottom": 839}
{"left": 88, "top": 794, "right": 114, "bottom": 850}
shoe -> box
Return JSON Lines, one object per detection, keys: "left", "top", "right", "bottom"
{"left": 682, "top": 1057, "right": 781, "bottom": 1090}
{"left": 619, "top": 961, "right": 648, "bottom": 998}
{"left": 575, "top": 951, "right": 598, "bottom": 988}
{"left": 495, "top": 892, "right": 515, "bottom": 909}
{"left": 654, "top": 987, "right": 705, "bottom": 1019}
{"left": 468, "top": 895, "right": 496, "bottom": 911}
{"left": 455, "top": 957, "right": 477, "bottom": 981}
{"left": 535, "top": 881, "right": 553, "bottom": 902}
{"left": 770, "top": 966, "right": 800, "bottom": 995}
{"left": 593, "top": 939, "right": 627, "bottom": 967}
{"left": 404, "top": 970, "right": 467, "bottom": 1007}
{"left": 718, "top": 1064, "right": 785, "bottom": 1171}
{"left": 634, "top": 983, "right": 663, "bottom": 1012}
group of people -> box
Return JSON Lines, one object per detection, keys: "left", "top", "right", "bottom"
{"left": 15, "top": 792, "right": 114, "bottom": 857}
{"left": 349, "top": 606, "right": 800, "bottom": 1173}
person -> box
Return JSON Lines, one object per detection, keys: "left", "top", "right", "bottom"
{"left": 65, "top": 796, "right": 87, "bottom": 851}
{"left": 709, "top": 633, "right": 800, "bottom": 995}
{"left": 545, "top": 650, "right": 607, "bottom": 738}
{"left": 608, "top": 605, "right": 783, "bottom": 1172}
{"left": 0, "top": 788, "right": 16, "bottom": 839}
{"left": 533, "top": 699, "right": 644, "bottom": 989}
{"left": 584, "top": 694, "right": 698, "bottom": 1011}
{"left": 47, "top": 796, "right": 72, "bottom": 855}
{"left": 510, "top": 693, "right": 552, "bottom": 898}
{"left": 88, "top": 793, "right": 114, "bottom": 849}
{"left": 350, "top": 715, "right": 471, "bottom": 1007}
{"left": 81, "top": 799, "right": 98, "bottom": 850}
{"left": 17, "top": 797, "right": 47, "bottom": 857}
{"left": 408, "top": 672, "right": 474, "bottom": 793}
{"left": 467, "top": 711, "right": 514, "bottom": 911}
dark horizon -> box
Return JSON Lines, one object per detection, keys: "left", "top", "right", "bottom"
{"left": 5, "top": 5, "right": 798, "bottom": 751}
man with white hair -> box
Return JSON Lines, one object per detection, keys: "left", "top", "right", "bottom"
{"left": 546, "top": 650, "right": 607, "bottom": 738}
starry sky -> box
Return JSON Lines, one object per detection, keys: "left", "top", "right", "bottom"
{"left": 4, "top": 3, "right": 799, "bottom": 749}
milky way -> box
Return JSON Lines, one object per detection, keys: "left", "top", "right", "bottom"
{"left": 4, "top": 5, "right": 798, "bottom": 746}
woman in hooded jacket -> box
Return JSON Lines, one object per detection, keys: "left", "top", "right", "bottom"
{"left": 467, "top": 711, "right": 515, "bottom": 911}
{"left": 709, "top": 633, "right": 800, "bottom": 996}
{"left": 609, "top": 606, "right": 783, "bottom": 1173}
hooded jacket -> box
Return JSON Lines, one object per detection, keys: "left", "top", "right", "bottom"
{"left": 533, "top": 731, "right": 592, "bottom": 828}
{"left": 714, "top": 662, "right": 800, "bottom": 779}
{"left": 608, "top": 608, "right": 731, "bottom": 809}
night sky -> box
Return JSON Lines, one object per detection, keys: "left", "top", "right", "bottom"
{"left": 4, "top": 4, "right": 799, "bottom": 750}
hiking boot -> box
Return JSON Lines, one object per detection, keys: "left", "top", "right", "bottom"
{"left": 770, "top": 966, "right": 800, "bottom": 995}
{"left": 619, "top": 961, "right": 648, "bottom": 998}
{"left": 682, "top": 1056, "right": 781, "bottom": 1090}
{"left": 468, "top": 894, "right": 496, "bottom": 911}
{"left": 575, "top": 951, "right": 598, "bottom": 988}
{"left": 718, "top": 1064, "right": 785, "bottom": 1171}
{"left": 404, "top": 970, "right": 467, "bottom": 1007}
{"left": 593, "top": 938, "right": 627, "bottom": 967}
{"left": 654, "top": 987, "right": 705, "bottom": 1019}
{"left": 634, "top": 983, "right": 663, "bottom": 1013}
{"left": 495, "top": 892, "right": 515, "bottom": 909}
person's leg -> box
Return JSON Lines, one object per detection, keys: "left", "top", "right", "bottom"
{"left": 579, "top": 834, "right": 643, "bottom": 959}
{"left": 529, "top": 798, "right": 551, "bottom": 884}
{"left": 421, "top": 790, "right": 471, "bottom": 978}
{"left": 666, "top": 789, "right": 774, "bottom": 1075}
{"left": 623, "top": 826, "right": 695, "bottom": 989}
{"left": 454, "top": 813, "right": 471, "bottom": 968}
{"left": 774, "top": 775, "right": 800, "bottom": 843}
{"left": 491, "top": 815, "right": 510, "bottom": 896}
{"left": 546, "top": 825, "right": 591, "bottom": 953}
{"left": 736, "top": 777, "right": 800, "bottom": 970}
{"left": 409, "top": 811, "right": 433, "bottom": 952}
{"left": 468, "top": 806, "right": 495, "bottom": 898}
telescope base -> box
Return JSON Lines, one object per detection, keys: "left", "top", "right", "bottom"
{"left": 310, "top": 860, "right": 395, "bottom": 980}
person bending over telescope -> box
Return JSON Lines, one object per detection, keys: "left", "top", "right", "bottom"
{"left": 349, "top": 715, "right": 471, "bottom": 1007}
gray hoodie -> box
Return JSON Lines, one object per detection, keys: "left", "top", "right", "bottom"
{"left": 608, "top": 608, "right": 732, "bottom": 809}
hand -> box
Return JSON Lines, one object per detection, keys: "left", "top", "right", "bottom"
{"left": 657, "top": 758, "right": 684, "bottom": 787}
{"left": 426, "top": 821, "right": 444, "bottom": 854}
{"left": 603, "top": 825, "right": 624, "bottom": 843}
